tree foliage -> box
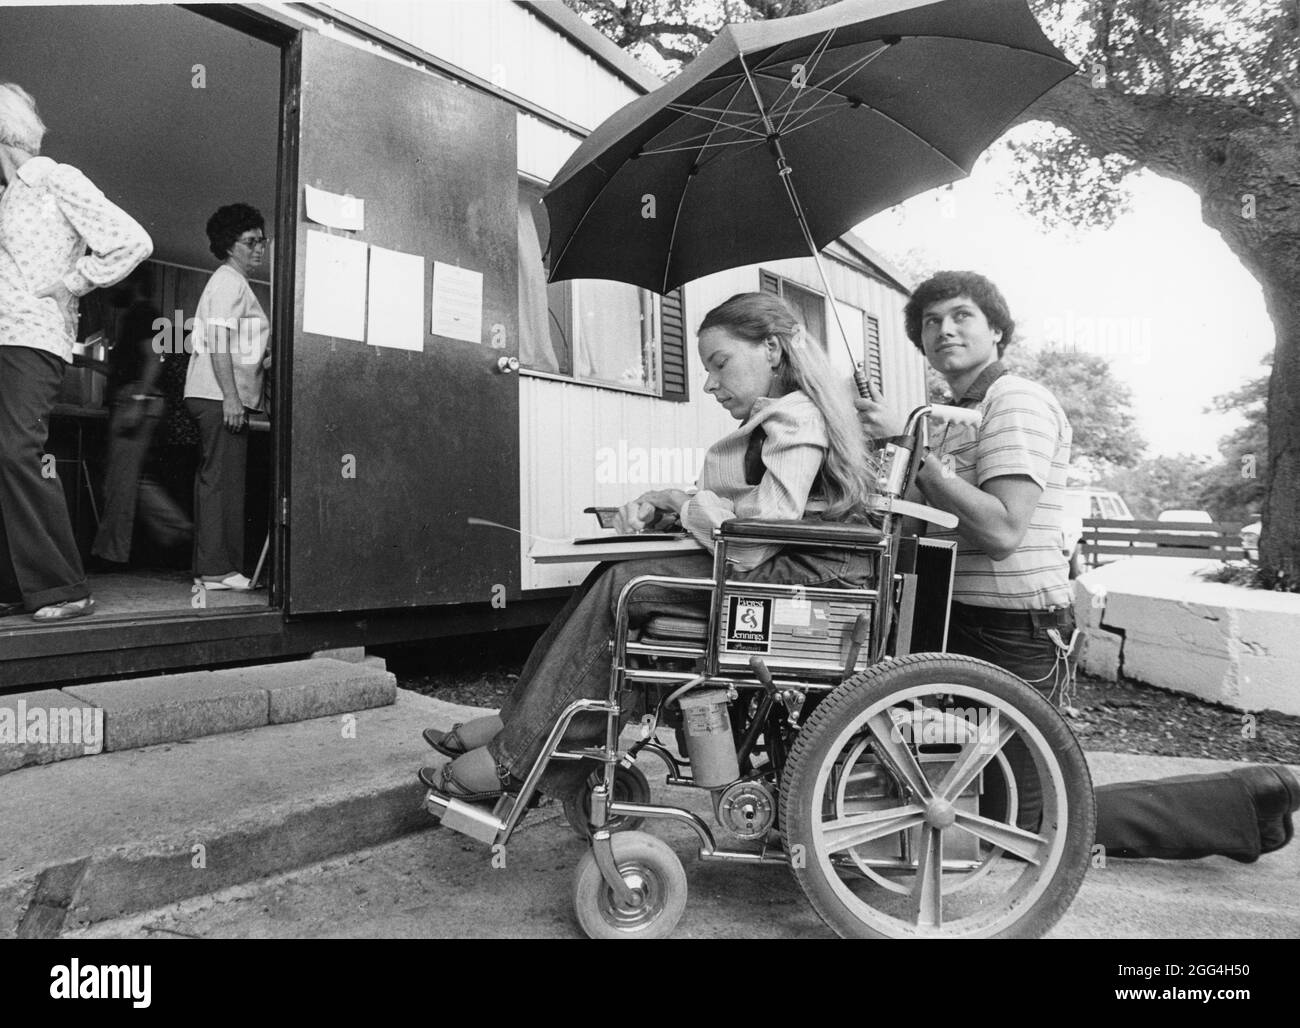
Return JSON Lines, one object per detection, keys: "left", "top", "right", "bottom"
{"left": 1002, "top": 346, "right": 1146, "bottom": 469}
{"left": 1095, "top": 453, "right": 1214, "bottom": 519}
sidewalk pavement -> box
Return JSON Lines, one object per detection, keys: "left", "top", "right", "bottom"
{"left": 2, "top": 682, "right": 1296, "bottom": 938}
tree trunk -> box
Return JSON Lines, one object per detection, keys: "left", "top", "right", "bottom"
{"left": 1021, "top": 78, "right": 1300, "bottom": 585}
{"left": 1259, "top": 285, "right": 1300, "bottom": 583}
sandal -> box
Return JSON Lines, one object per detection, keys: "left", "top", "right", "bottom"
{"left": 417, "top": 763, "right": 503, "bottom": 803}
{"left": 422, "top": 724, "right": 468, "bottom": 758}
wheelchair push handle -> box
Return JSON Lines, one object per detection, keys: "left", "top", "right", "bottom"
{"left": 923, "top": 403, "right": 983, "bottom": 429}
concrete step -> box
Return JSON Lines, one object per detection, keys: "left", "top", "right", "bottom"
{"left": 0, "top": 688, "right": 490, "bottom": 937}
{"left": 1, "top": 656, "right": 395, "bottom": 774}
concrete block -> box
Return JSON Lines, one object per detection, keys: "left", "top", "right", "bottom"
{"left": 311, "top": 647, "right": 366, "bottom": 663}
{"left": 64, "top": 672, "right": 267, "bottom": 752}
{"left": 1238, "top": 654, "right": 1300, "bottom": 716}
{"left": 251, "top": 658, "right": 397, "bottom": 724}
{"left": 1078, "top": 629, "right": 1120, "bottom": 681}
{"left": 1072, "top": 578, "right": 1107, "bottom": 630}
{"left": 0, "top": 690, "right": 103, "bottom": 775}
{"left": 1120, "top": 637, "right": 1237, "bottom": 707}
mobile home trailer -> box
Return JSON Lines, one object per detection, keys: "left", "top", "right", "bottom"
{"left": 0, "top": 1, "right": 924, "bottom": 688}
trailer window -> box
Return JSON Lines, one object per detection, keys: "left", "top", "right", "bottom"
{"left": 518, "top": 180, "right": 660, "bottom": 395}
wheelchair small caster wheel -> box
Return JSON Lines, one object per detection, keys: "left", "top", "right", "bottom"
{"left": 573, "top": 831, "right": 687, "bottom": 939}
{"left": 563, "top": 760, "right": 651, "bottom": 840}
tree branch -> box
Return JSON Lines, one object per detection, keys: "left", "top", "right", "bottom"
{"left": 1016, "top": 74, "right": 1272, "bottom": 192}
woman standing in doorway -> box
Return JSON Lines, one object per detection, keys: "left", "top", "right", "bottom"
{"left": 0, "top": 82, "right": 152, "bottom": 621}
{"left": 184, "top": 203, "right": 271, "bottom": 592}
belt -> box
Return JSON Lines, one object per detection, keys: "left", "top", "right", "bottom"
{"left": 950, "top": 601, "right": 1072, "bottom": 630}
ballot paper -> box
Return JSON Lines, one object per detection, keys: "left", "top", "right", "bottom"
{"left": 304, "top": 184, "right": 365, "bottom": 232}
{"left": 367, "top": 246, "right": 425, "bottom": 351}
{"left": 431, "top": 261, "right": 483, "bottom": 343}
{"left": 302, "top": 230, "right": 368, "bottom": 342}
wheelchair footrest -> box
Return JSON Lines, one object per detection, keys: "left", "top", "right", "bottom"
{"left": 424, "top": 790, "right": 505, "bottom": 845}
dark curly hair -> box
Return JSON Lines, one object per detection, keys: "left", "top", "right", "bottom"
{"left": 206, "top": 203, "right": 265, "bottom": 262}
{"left": 903, "top": 271, "right": 1015, "bottom": 357}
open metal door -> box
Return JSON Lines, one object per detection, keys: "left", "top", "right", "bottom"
{"left": 287, "top": 32, "right": 520, "bottom": 614}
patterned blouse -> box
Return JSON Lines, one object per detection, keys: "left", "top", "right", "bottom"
{"left": 0, "top": 156, "right": 152, "bottom": 362}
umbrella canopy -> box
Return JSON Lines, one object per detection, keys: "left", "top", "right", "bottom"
{"left": 543, "top": 0, "right": 1075, "bottom": 295}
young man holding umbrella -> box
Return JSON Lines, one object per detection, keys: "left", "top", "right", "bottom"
{"left": 856, "top": 270, "right": 1298, "bottom": 863}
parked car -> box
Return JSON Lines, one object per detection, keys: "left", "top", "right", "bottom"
{"left": 1061, "top": 488, "right": 1135, "bottom": 577}
{"left": 1240, "top": 519, "right": 1261, "bottom": 561}
{"left": 1155, "top": 509, "right": 1217, "bottom": 547}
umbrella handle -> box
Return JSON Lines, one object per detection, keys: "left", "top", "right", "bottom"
{"left": 852, "top": 368, "right": 871, "bottom": 399}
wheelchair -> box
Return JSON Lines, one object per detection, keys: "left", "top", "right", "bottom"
{"left": 424, "top": 404, "right": 1096, "bottom": 939}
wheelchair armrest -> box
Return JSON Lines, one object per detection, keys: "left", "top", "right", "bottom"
{"left": 718, "top": 518, "right": 885, "bottom": 547}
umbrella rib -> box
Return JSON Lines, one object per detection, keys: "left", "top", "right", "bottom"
{"left": 660, "top": 77, "right": 749, "bottom": 293}
{"left": 771, "top": 44, "right": 891, "bottom": 134}
{"left": 752, "top": 70, "right": 967, "bottom": 174}
{"left": 769, "top": 29, "right": 836, "bottom": 132}
{"left": 640, "top": 110, "right": 769, "bottom": 155}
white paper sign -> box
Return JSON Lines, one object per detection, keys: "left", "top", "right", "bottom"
{"left": 304, "top": 185, "right": 365, "bottom": 232}
{"left": 302, "top": 230, "right": 368, "bottom": 343}
{"left": 367, "top": 246, "right": 425, "bottom": 352}
{"left": 431, "top": 261, "right": 483, "bottom": 344}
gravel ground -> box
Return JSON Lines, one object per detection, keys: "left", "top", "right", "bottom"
{"left": 380, "top": 627, "right": 1300, "bottom": 766}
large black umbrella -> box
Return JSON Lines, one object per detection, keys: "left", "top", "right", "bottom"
{"left": 543, "top": 0, "right": 1074, "bottom": 388}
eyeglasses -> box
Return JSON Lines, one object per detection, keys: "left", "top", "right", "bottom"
{"left": 236, "top": 235, "right": 269, "bottom": 249}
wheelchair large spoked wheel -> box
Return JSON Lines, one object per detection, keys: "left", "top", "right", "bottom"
{"left": 572, "top": 831, "right": 687, "bottom": 939}
{"left": 780, "top": 654, "right": 1095, "bottom": 939}
{"left": 563, "top": 759, "right": 652, "bottom": 839}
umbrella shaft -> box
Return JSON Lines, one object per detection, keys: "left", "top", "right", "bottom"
{"left": 741, "top": 53, "right": 871, "bottom": 399}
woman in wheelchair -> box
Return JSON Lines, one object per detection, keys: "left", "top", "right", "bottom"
{"left": 422, "top": 291, "right": 873, "bottom": 802}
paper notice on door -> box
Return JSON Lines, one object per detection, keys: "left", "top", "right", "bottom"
{"left": 367, "top": 246, "right": 425, "bottom": 351}
{"left": 304, "top": 184, "right": 365, "bottom": 232}
{"left": 431, "top": 261, "right": 483, "bottom": 343}
{"left": 302, "top": 230, "right": 367, "bottom": 342}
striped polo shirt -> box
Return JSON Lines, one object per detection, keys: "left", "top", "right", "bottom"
{"left": 929, "top": 372, "right": 1072, "bottom": 610}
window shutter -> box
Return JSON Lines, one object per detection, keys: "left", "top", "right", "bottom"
{"left": 760, "top": 269, "right": 780, "bottom": 295}
{"left": 866, "top": 314, "right": 884, "bottom": 393}
{"left": 660, "top": 288, "right": 689, "bottom": 402}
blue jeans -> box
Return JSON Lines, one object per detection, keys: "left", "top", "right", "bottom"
{"left": 489, "top": 547, "right": 872, "bottom": 793}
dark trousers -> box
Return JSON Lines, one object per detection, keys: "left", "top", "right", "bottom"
{"left": 92, "top": 390, "right": 191, "bottom": 563}
{"left": 0, "top": 346, "right": 89, "bottom": 609}
{"left": 185, "top": 397, "right": 248, "bottom": 578}
{"left": 947, "top": 609, "right": 1266, "bottom": 862}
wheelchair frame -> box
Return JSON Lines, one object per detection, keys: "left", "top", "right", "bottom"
{"left": 423, "top": 405, "right": 1096, "bottom": 937}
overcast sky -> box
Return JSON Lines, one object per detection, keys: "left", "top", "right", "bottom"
{"left": 858, "top": 147, "right": 1275, "bottom": 460}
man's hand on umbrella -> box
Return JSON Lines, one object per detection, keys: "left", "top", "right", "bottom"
{"left": 854, "top": 379, "right": 905, "bottom": 442}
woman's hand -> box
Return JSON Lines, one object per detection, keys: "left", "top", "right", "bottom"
{"left": 261, "top": 350, "right": 273, "bottom": 371}
{"left": 34, "top": 280, "right": 76, "bottom": 337}
{"left": 222, "top": 394, "right": 247, "bottom": 433}
{"left": 613, "top": 489, "right": 688, "bottom": 533}
{"left": 854, "top": 378, "right": 905, "bottom": 441}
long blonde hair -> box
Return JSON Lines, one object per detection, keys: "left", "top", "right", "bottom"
{"left": 698, "top": 292, "right": 871, "bottom": 519}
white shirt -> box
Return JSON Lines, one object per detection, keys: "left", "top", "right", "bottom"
{"left": 183, "top": 265, "right": 269, "bottom": 410}
{"left": 0, "top": 156, "right": 152, "bottom": 361}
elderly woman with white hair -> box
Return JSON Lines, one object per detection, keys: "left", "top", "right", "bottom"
{"left": 0, "top": 82, "right": 152, "bottom": 621}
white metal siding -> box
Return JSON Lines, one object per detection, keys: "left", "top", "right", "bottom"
{"left": 518, "top": 259, "right": 916, "bottom": 590}
{"left": 324, "top": 0, "right": 644, "bottom": 131}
